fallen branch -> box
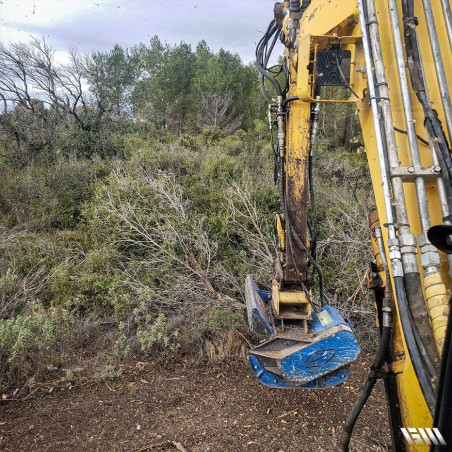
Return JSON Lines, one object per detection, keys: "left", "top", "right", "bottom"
{"left": 236, "top": 330, "right": 253, "bottom": 348}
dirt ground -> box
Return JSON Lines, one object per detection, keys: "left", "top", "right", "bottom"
{"left": 0, "top": 354, "right": 391, "bottom": 452}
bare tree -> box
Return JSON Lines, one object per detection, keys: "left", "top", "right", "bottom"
{"left": 227, "top": 182, "right": 276, "bottom": 280}
{"left": 0, "top": 40, "right": 79, "bottom": 118}
{"left": 0, "top": 38, "right": 133, "bottom": 162}
{"left": 197, "top": 92, "right": 242, "bottom": 134}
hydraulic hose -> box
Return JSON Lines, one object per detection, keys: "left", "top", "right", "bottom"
{"left": 365, "top": 0, "right": 438, "bottom": 364}
{"left": 401, "top": 0, "right": 452, "bottom": 214}
{"left": 340, "top": 324, "right": 392, "bottom": 451}
{"left": 281, "top": 96, "right": 299, "bottom": 111}
{"left": 308, "top": 96, "right": 320, "bottom": 262}
{"left": 289, "top": 0, "right": 301, "bottom": 13}
{"left": 264, "top": 28, "right": 280, "bottom": 68}
{"left": 421, "top": 0, "right": 452, "bottom": 144}
{"left": 341, "top": 277, "right": 436, "bottom": 451}
{"left": 424, "top": 274, "right": 449, "bottom": 353}
{"left": 256, "top": 22, "right": 283, "bottom": 99}
{"left": 433, "top": 305, "right": 452, "bottom": 451}
{"left": 289, "top": 222, "right": 325, "bottom": 307}
{"left": 344, "top": 5, "right": 437, "bottom": 448}
{"left": 393, "top": 276, "right": 436, "bottom": 413}
{"left": 410, "top": 305, "right": 438, "bottom": 379}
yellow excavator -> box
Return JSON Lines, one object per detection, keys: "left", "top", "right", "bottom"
{"left": 244, "top": 0, "right": 452, "bottom": 449}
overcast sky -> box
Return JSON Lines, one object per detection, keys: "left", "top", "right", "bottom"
{"left": 0, "top": 0, "right": 278, "bottom": 64}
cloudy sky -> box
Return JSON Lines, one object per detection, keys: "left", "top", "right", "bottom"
{"left": 0, "top": 0, "right": 277, "bottom": 63}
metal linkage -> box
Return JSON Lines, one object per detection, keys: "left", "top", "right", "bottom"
{"left": 390, "top": 165, "right": 441, "bottom": 181}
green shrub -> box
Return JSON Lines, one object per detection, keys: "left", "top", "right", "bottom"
{"left": 0, "top": 158, "right": 109, "bottom": 229}
{"left": 136, "top": 313, "right": 180, "bottom": 353}
{"left": 0, "top": 302, "right": 74, "bottom": 391}
{"left": 209, "top": 309, "right": 243, "bottom": 331}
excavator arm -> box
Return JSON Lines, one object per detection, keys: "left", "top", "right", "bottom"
{"left": 246, "top": 0, "right": 362, "bottom": 390}
{"left": 245, "top": 0, "right": 452, "bottom": 450}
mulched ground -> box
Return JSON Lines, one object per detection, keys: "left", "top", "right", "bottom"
{"left": 0, "top": 354, "right": 391, "bottom": 451}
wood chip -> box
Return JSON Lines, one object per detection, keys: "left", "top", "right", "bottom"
{"left": 105, "top": 383, "right": 116, "bottom": 392}
{"left": 171, "top": 441, "right": 187, "bottom": 452}
{"left": 276, "top": 410, "right": 297, "bottom": 419}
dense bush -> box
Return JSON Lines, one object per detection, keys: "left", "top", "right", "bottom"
{"left": 0, "top": 157, "right": 110, "bottom": 229}
{"left": 0, "top": 38, "right": 375, "bottom": 392}
{"left": 0, "top": 129, "right": 279, "bottom": 390}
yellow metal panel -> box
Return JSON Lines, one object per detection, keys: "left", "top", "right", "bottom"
{"left": 296, "top": 34, "right": 313, "bottom": 102}
{"left": 354, "top": 0, "right": 450, "bottom": 438}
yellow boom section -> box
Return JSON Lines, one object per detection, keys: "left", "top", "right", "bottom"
{"left": 279, "top": 0, "right": 452, "bottom": 448}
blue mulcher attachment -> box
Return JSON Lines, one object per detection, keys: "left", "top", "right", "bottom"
{"left": 245, "top": 275, "right": 360, "bottom": 389}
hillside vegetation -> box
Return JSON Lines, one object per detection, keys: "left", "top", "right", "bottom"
{"left": 0, "top": 38, "right": 373, "bottom": 392}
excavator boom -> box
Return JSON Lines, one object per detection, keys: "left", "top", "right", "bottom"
{"left": 246, "top": 0, "right": 452, "bottom": 449}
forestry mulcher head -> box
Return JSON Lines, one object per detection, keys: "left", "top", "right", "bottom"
{"left": 245, "top": 275, "right": 360, "bottom": 389}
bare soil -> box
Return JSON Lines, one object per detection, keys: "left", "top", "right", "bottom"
{"left": 0, "top": 354, "right": 391, "bottom": 451}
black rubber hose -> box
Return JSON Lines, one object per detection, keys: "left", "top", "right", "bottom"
{"left": 341, "top": 277, "right": 436, "bottom": 450}
{"left": 256, "top": 22, "right": 283, "bottom": 98}
{"left": 401, "top": 0, "right": 452, "bottom": 213}
{"left": 403, "top": 272, "right": 439, "bottom": 364}
{"left": 264, "top": 27, "right": 280, "bottom": 68}
{"left": 433, "top": 305, "right": 452, "bottom": 451}
{"left": 409, "top": 304, "right": 438, "bottom": 379}
{"left": 340, "top": 325, "right": 391, "bottom": 451}
{"left": 259, "top": 75, "right": 273, "bottom": 101}
{"left": 289, "top": 0, "right": 301, "bottom": 12}
{"left": 308, "top": 92, "right": 320, "bottom": 262}
{"left": 393, "top": 276, "right": 436, "bottom": 413}
{"left": 308, "top": 152, "right": 317, "bottom": 261}
{"left": 288, "top": 222, "right": 325, "bottom": 307}
{"left": 281, "top": 96, "right": 299, "bottom": 111}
